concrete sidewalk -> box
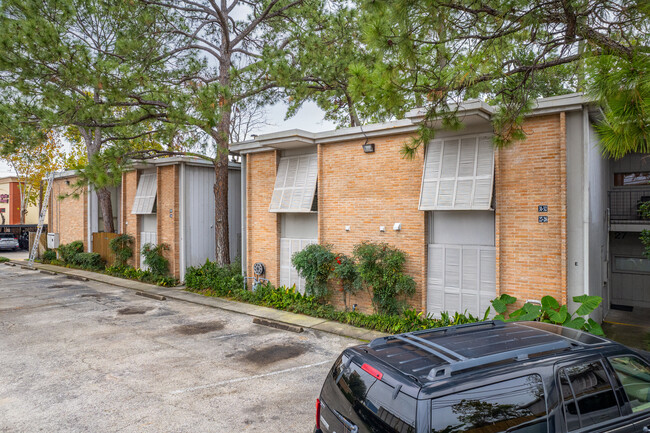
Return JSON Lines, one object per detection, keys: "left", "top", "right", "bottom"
{"left": 5, "top": 260, "right": 387, "bottom": 342}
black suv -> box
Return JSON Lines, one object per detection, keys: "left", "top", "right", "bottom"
{"left": 314, "top": 321, "right": 650, "bottom": 433}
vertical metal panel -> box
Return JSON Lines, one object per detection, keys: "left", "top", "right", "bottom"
{"left": 279, "top": 237, "right": 316, "bottom": 294}
{"left": 427, "top": 243, "right": 496, "bottom": 317}
{"left": 228, "top": 166, "right": 242, "bottom": 262}
{"left": 184, "top": 165, "right": 216, "bottom": 268}
{"left": 140, "top": 231, "right": 157, "bottom": 271}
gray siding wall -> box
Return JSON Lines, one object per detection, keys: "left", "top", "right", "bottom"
{"left": 587, "top": 123, "right": 609, "bottom": 320}
{"left": 428, "top": 211, "right": 495, "bottom": 246}
{"left": 566, "top": 111, "right": 609, "bottom": 320}
{"left": 565, "top": 111, "right": 586, "bottom": 313}
{"left": 280, "top": 213, "right": 318, "bottom": 239}
{"left": 183, "top": 164, "right": 242, "bottom": 271}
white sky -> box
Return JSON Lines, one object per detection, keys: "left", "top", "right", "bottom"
{"left": 0, "top": 101, "right": 336, "bottom": 177}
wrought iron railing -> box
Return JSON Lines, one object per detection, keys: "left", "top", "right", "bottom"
{"left": 609, "top": 190, "right": 650, "bottom": 222}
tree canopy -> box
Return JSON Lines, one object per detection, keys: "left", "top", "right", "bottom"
{"left": 357, "top": 0, "right": 650, "bottom": 157}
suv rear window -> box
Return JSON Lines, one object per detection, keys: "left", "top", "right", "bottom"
{"left": 0, "top": 233, "right": 15, "bottom": 239}
{"left": 559, "top": 360, "right": 620, "bottom": 431}
{"left": 431, "top": 375, "right": 547, "bottom": 433}
{"left": 332, "top": 356, "right": 416, "bottom": 433}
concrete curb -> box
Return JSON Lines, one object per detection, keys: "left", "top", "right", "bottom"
{"left": 13, "top": 260, "right": 388, "bottom": 342}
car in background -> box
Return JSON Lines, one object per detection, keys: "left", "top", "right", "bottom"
{"left": 0, "top": 233, "right": 19, "bottom": 251}
{"left": 314, "top": 321, "right": 650, "bottom": 433}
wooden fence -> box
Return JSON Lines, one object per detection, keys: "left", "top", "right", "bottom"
{"left": 92, "top": 232, "right": 119, "bottom": 267}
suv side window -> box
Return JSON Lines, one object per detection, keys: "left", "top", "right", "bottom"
{"left": 558, "top": 360, "right": 620, "bottom": 431}
{"left": 609, "top": 356, "right": 650, "bottom": 413}
{"left": 430, "top": 375, "right": 547, "bottom": 433}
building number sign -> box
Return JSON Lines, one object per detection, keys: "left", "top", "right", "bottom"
{"left": 0, "top": 194, "right": 8, "bottom": 203}
{"left": 538, "top": 205, "right": 548, "bottom": 223}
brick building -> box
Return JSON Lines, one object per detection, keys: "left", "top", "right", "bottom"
{"left": 49, "top": 157, "right": 241, "bottom": 280}
{"left": 0, "top": 176, "right": 46, "bottom": 226}
{"left": 233, "top": 94, "right": 650, "bottom": 321}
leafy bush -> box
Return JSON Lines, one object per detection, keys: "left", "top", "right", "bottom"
{"left": 57, "top": 241, "right": 84, "bottom": 264}
{"left": 491, "top": 294, "right": 604, "bottom": 335}
{"left": 141, "top": 243, "right": 170, "bottom": 276}
{"left": 353, "top": 242, "right": 416, "bottom": 315}
{"left": 109, "top": 234, "right": 134, "bottom": 267}
{"left": 105, "top": 264, "right": 177, "bottom": 287}
{"left": 185, "top": 260, "right": 485, "bottom": 334}
{"left": 42, "top": 250, "right": 57, "bottom": 263}
{"left": 291, "top": 244, "right": 337, "bottom": 299}
{"left": 73, "top": 252, "right": 104, "bottom": 271}
{"left": 0, "top": 256, "right": 9, "bottom": 263}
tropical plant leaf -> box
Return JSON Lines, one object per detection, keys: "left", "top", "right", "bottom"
{"left": 547, "top": 304, "right": 568, "bottom": 324}
{"left": 494, "top": 314, "right": 506, "bottom": 322}
{"left": 564, "top": 317, "right": 586, "bottom": 330}
{"left": 491, "top": 298, "right": 508, "bottom": 314}
{"left": 586, "top": 318, "right": 605, "bottom": 336}
{"left": 573, "top": 295, "right": 603, "bottom": 316}
{"left": 541, "top": 295, "right": 560, "bottom": 310}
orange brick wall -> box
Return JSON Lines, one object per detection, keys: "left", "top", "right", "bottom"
{"left": 495, "top": 113, "right": 568, "bottom": 305}
{"left": 246, "top": 151, "right": 279, "bottom": 284}
{"left": 319, "top": 135, "right": 427, "bottom": 313}
{"left": 122, "top": 170, "right": 139, "bottom": 267}
{"left": 245, "top": 114, "right": 571, "bottom": 315}
{"left": 50, "top": 177, "right": 87, "bottom": 247}
{"left": 157, "top": 165, "right": 180, "bottom": 278}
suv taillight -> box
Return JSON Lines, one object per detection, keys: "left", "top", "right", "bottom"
{"left": 315, "top": 398, "right": 321, "bottom": 429}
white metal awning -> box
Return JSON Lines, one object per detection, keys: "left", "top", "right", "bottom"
{"left": 131, "top": 172, "right": 157, "bottom": 214}
{"left": 269, "top": 154, "right": 318, "bottom": 213}
{"left": 419, "top": 134, "right": 494, "bottom": 210}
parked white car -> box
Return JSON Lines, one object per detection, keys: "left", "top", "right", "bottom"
{"left": 0, "top": 233, "right": 19, "bottom": 251}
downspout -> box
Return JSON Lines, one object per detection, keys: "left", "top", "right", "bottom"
{"left": 583, "top": 109, "right": 590, "bottom": 297}
{"left": 87, "top": 185, "right": 93, "bottom": 253}
{"left": 241, "top": 154, "right": 247, "bottom": 281}
{"left": 179, "top": 162, "right": 186, "bottom": 282}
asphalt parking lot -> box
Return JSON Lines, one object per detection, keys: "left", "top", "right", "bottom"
{"left": 0, "top": 266, "right": 357, "bottom": 432}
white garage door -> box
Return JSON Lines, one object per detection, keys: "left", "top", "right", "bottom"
{"left": 427, "top": 244, "right": 496, "bottom": 317}
{"left": 280, "top": 238, "right": 317, "bottom": 294}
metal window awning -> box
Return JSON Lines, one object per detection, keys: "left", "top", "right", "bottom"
{"left": 269, "top": 154, "right": 318, "bottom": 213}
{"left": 131, "top": 172, "right": 157, "bottom": 214}
{"left": 419, "top": 135, "right": 494, "bottom": 210}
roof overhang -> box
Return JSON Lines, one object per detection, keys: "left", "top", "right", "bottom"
{"left": 231, "top": 93, "right": 602, "bottom": 155}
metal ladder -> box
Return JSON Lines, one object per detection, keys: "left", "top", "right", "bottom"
{"left": 28, "top": 172, "right": 54, "bottom": 268}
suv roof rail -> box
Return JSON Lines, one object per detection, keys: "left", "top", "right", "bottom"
{"left": 368, "top": 320, "right": 506, "bottom": 350}
{"left": 426, "top": 339, "right": 572, "bottom": 381}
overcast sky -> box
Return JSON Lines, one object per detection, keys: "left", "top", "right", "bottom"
{"left": 0, "top": 101, "right": 337, "bottom": 178}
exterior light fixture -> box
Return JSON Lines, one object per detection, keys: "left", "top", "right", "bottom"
{"left": 362, "top": 142, "right": 375, "bottom": 153}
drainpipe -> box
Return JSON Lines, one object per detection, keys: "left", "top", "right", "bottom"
{"left": 179, "top": 162, "right": 186, "bottom": 282}
{"left": 87, "top": 185, "right": 93, "bottom": 253}
{"left": 583, "top": 110, "right": 590, "bottom": 298}
{"left": 241, "top": 154, "right": 247, "bottom": 280}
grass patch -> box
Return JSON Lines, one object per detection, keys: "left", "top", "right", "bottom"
{"left": 0, "top": 256, "right": 9, "bottom": 263}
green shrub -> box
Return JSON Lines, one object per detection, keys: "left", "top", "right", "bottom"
{"left": 109, "top": 234, "right": 134, "bottom": 267}
{"left": 42, "top": 250, "right": 57, "bottom": 263}
{"left": 291, "top": 244, "right": 337, "bottom": 299}
{"left": 332, "top": 253, "right": 361, "bottom": 309}
{"left": 105, "top": 263, "right": 177, "bottom": 287}
{"left": 141, "top": 243, "right": 170, "bottom": 276}
{"left": 353, "top": 242, "right": 416, "bottom": 315}
{"left": 491, "top": 294, "right": 604, "bottom": 335}
{"left": 57, "top": 241, "right": 84, "bottom": 264}
{"left": 73, "top": 252, "right": 104, "bottom": 271}
{"left": 0, "top": 256, "right": 9, "bottom": 263}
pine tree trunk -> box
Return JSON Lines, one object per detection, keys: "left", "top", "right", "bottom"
{"left": 81, "top": 122, "right": 116, "bottom": 234}
{"left": 213, "top": 55, "right": 231, "bottom": 266}
{"left": 97, "top": 187, "right": 115, "bottom": 233}
{"left": 213, "top": 151, "right": 230, "bottom": 265}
